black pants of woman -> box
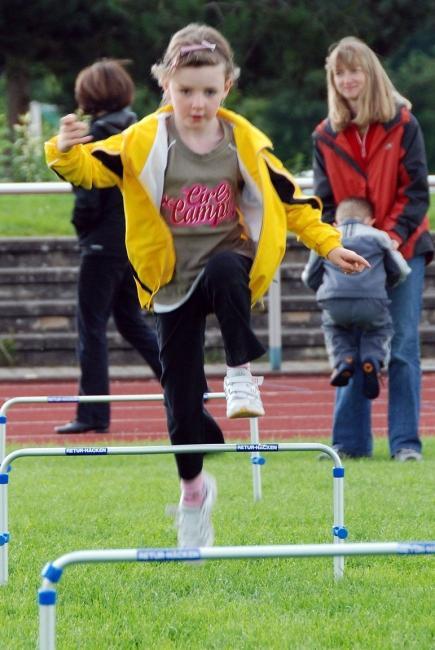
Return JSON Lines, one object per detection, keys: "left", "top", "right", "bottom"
{"left": 76, "top": 255, "right": 162, "bottom": 427}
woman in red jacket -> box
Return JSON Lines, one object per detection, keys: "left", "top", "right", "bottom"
{"left": 313, "top": 36, "right": 433, "bottom": 461}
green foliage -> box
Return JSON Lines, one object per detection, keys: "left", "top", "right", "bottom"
{"left": 0, "top": 112, "right": 54, "bottom": 182}
{"left": 0, "top": 114, "right": 11, "bottom": 178}
{"left": 392, "top": 46, "right": 435, "bottom": 174}
{"left": 0, "top": 439, "right": 434, "bottom": 648}
{"left": 0, "top": 337, "right": 15, "bottom": 365}
{"left": 2, "top": 2, "right": 435, "bottom": 173}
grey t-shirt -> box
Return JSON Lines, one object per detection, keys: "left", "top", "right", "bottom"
{"left": 153, "top": 118, "right": 255, "bottom": 312}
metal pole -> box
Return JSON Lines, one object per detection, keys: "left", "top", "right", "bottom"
{"left": 0, "top": 181, "right": 72, "bottom": 194}
{"left": 332, "top": 467, "right": 346, "bottom": 579}
{"left": 0, "top": 416, "right": 5, "bottom": 469}
{"left": 268, "top": 269, "right": 282, "bottom": 371}
{"left": 38, "top": 589, "right": 56, "bottom": 650}
{"left": 2, "top": 178, "right": 435, "bottom": 196}
{"left": 0, "top": 473, "right": 8, "bottom": 585}
{"left": 249, "top": 418, "right": 262, "bottom": 501}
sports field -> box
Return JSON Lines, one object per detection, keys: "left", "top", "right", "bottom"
{"left": 0, "top": 375, "right": 433, "bottom": 648}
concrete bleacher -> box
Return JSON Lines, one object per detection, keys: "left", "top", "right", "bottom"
{"left": 1, "top": 235, "right": 435, "bottom": 373}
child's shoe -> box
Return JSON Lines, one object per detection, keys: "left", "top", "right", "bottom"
{"left": 330, "top": 357, "right": 354, "bottom": 387}
{"left": 176, "top": 472, "right": 217, "bottom": 548}
{"left": 224, "top": 369, "right": 265, "bottom": 418}
{"left": 362, "top": 358, "right": 380, "bottom": 399}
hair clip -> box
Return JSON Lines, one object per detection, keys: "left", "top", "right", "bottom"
{"left": 179, "top": 40, "right": 217, "bottom": 56}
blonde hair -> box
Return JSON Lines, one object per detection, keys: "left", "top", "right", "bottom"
{"left": 335, "top": 197, "right": 374, "bottom": 224}
{"left": 325, "top": 36, "right": 411, "bottom": 132}
{"left": 151, "top": 23, "right": 240, "bottom": 89}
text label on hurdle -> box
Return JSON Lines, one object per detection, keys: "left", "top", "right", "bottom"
{"left": 397, "top": 542, "right": 435, "bottom": 554}
{"left": 236, "top": 443, "right": 279, "bottom": 452}
{"left": 47, "top": 397, "right": 80, "bottom": 403}
{"left": 65, "top": 448, "right": 109, "bottom": 456}
{"left": 137, "top": 548, "right": 201, "bottom": 562}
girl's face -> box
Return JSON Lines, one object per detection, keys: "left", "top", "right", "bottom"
{"left": 165, "top": 63, "right": 231, "bottom": 132}
{"left": 333, "top": 63, "right": 366, "bottom": 104}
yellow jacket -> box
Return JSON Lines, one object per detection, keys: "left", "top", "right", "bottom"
{"left": 45, "top": 106, "right": 341, "bottom": 309}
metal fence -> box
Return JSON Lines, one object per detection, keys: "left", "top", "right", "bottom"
{"left": 2, "top": 177, "right": 435, "bottom": 195}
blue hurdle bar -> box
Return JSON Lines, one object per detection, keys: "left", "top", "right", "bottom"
{"left": 38, "top": 541, "right": 435, "bottom": 649}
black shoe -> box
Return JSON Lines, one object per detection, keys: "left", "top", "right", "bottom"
{"left": 54, "top": 420, "right": 109, "bottom": 434}
{"left": 362, "top": 358, "right": 380, "bottom": 399}
{"left": 330, "top": 358, "right": 354, "bottom": 387}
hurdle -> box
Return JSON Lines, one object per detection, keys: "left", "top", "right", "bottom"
{"left": 38, "top": 541, "right": 435, "bottom": 649}
{"left": 0, "top": 442, "right": 345, "bottom": 586}
{"left": 0, "top": 392, "right": 264, "bottom": 499}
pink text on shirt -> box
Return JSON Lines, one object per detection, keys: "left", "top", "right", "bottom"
{"left": 161, "top": 181, "right": 236, "bottom": 228}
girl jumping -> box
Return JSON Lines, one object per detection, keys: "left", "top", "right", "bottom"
{"left": 45, "top": 23, "right": 368, "bottom": 549}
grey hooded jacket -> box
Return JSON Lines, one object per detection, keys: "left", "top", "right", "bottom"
{"left": 301, "top": 219, "right": 411, "bottom": 301}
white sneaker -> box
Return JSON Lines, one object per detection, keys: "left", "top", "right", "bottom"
{"left": 176, "top": 472, "right": 217, "bottom": 548}
{"left": 224, "top": 370, "right": 265, "bottom": 418}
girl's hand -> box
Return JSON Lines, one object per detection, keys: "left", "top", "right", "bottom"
{"left": 327, "top": 246, "right": 370, "bottom": 274}
{"left": 57, "top": 113, "right": 93, "bottom": 153}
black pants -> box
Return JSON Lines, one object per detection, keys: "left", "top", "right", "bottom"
{"left": 155, "top": 252, "right": 265, "bottom": 479}
{"left": 76, "top": 255, "right": 162, "bottom": 427}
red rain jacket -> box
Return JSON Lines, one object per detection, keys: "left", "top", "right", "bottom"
{"left": 313, "top": 106, "right": 433, "bottom": 263}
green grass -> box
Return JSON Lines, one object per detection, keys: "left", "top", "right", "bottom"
{"left": 427, "top": 197, "right": 435, "bottom": 229}
{"left": 0, "top": 194, "right": 74, "bottom": 236}
{"left": 1, "top": 193, "right": 435, "bottom": 236}
{"left": 0, "top": 437, "right": 434, "bottom": 649}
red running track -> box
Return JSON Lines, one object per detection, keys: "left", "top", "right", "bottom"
{"left": 2, "top": 373, "right": 435, "bottom": 446}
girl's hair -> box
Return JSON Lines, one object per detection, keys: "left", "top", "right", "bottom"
{"left": 151, "top": 23, "right": 240, "bottom": 88}
{"left": 325, "top": 36, "right": 411, "bottom": 132}
{"left": 75, "top": 59, "right": 135, "bottom": 115}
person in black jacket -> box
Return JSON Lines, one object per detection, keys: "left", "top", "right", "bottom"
{"left": 55, "top": 59, "right": 162, "bottom": 434}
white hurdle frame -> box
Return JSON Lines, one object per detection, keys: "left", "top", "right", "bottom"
{"left": 0, "top": 441, "right": 345, "bottom": 586}
{"left": 0, "top": 391, "right": 267, "bottom": 583}
{"left": 0, "top": 391, "right": 239, "bottom": 466}
{"left": 0, "top": 394, "right": 262, "bottom": 503}
{"left": 0, "top": 392, "right": 264, "bottom": 503}
{"left": 39, "top": 541, "right": 435, "bottom": 649}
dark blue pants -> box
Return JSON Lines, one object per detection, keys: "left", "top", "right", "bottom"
{"left": 321, "top": 297, "right": 393, "bottom": 367}
{"left": 76, "top": 255, "right": 162, "bottom": 427}
{"left": 331, "top": 256, "right": 425, "bottom": 456}
{"left": 155, "top": 252, "right": 265, "bottom": 479}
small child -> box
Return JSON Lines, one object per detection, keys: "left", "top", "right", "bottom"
{"left": 302, "top": 197, "right": 411, "bottom": 399}
{"left": 45, "top": 24, "right": 368, "bottom": 549}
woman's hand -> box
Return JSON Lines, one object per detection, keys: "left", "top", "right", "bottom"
{"left": 327, "top": 246, "right": 370, "bottom": 274}
{"left": 57, "top": 114, "right": 93, "bottom": 153}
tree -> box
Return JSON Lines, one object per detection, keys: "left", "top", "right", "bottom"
{"left": 0, "top": 0, "right": 132, "bottom": 127}
{"left": 1, "top": 0, "right": 435, "bottom": 169}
